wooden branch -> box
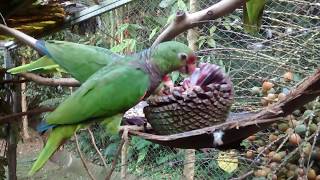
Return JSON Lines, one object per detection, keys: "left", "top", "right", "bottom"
{"left": 19, "top": 73, "right": 80, "bottom": 87}
{"left": 126, "top": 69, "right": 320, "bottom": 149}
{"left": 0, "top": 107, "right": 53, "bottom": 125}
{"left": 0, "top": 79, "right": 28, "bottom": 85}
{"left": 75, "top": 132, "right": 96, "bottom": 180}
{"left": 105, "top": 139, "right": 125, "bottom": 180}
{"left": 153, "top": 0, "right": 244, "bottom": 46}
{"left": 87, "top": 128, "right": 108, "bottom": 170}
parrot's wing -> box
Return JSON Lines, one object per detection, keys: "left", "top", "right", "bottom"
{"left": 44, "top": 40, "right": 124, "bottom": 82}
{"left": 46, "top": 64, "right": 150, "bottom": 125}
{"left": 7, "top": 56, "right": 65, "bottom": 74}
{"left": 243, "top": 0, "right": 266, "bottom": 34}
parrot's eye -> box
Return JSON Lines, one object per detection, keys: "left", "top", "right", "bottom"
{"left": 178, "top": 53, "right": 188, "bottom": 61}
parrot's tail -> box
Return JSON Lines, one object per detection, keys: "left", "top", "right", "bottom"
{"left": 7, "top": 63, "right": 34, "bottom": 74}
{"left": 7, "top": 56, "right": 56, "bottom": 74}
{"left": 36, "top": 121, "right": 56, "bottom": 134}
{"left": 28, "top": 125, "right": 78, "bottom": 176}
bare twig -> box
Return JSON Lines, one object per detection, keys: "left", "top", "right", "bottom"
{"left": 19, "top": 73, "right": 80, "bottom": 87}
{"left": 105, "top": 139, "right": 125, "bottom": 180}
{"left": 75, "top": 132, "right": 96, "bottom": 180}
{"left": 153, "top": 0, "right": 244, "bottom": 46}
{"left": 0, "top": 79, "right": 28, "bottom": 85}
{"left": 87, "top": 128, "right": 108, "bottom": 170}
{"left": 0, "top": 107, "right": 53, "bottom": 125}
{"left": 120, "top": 138, "right": 129, "bottom": 179}
{"left": 306, "top": 122, "right": 320, "bottom": 173}
{"left": 230, "top": 170, "right": 254, "bottom": 180}
{"left": 254, "top": 134, "right": 286, "bottom": 163}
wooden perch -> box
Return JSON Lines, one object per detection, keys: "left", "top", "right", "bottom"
{"left": 126, "top": 69, "right": 320, "bottom": 149}
{"left": 0, "top": 107, "right": 53, "bottom": 125}
{"left": 19, "top": 73, "right": 80, "bottom": 87}
{"left": 153, "top": 0, "right": 244, "bottom": 46}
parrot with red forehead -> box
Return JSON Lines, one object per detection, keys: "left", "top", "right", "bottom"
{"left": 29, "top": 41, "right": 196, "bottom": 175}
{"left": 0, "top": 25, "right": 197, "bottom": 175}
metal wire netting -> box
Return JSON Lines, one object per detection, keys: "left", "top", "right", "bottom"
{"left": 65, "top": 0, "right": 320, "bottom": 179}
{"left": 0, "top": 0, "right": 317, "bottom": 179}
{"left": 0, "top": 0, "right": 308, "bottom": 178}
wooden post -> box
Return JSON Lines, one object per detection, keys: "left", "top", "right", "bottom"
{"left": 4, "top": 48, "right": 19, "bottom": 180}
{"left": 183, "top": 0, "right": 198, "bottom": 179}
{"left": 120, "top": 138, "right": 129, "bottom": 179}
{"left": 183, "top": 149, "right": 196, "bottom": 180}
{"left": 21, "top": 57, "right": 30, "bottom": 140}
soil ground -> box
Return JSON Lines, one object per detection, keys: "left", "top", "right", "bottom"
{"left": 4, "top": 129, "right": 140, "bottom": 180}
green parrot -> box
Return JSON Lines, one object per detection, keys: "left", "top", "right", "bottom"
{"left": 0, "top": 25, "right": 197, "bottom": 175}
{"left": 7, "top": 41, "right": 123, "bottom": 83}
{"left": 243, "top": 0, "right": 266, "bottom": 34}
{"left": 28, "top": 41, "right": 197, "bottom": 175}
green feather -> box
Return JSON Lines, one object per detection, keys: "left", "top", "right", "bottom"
{"left": 7, "top": 56, "right": 65, "bottom": 74}
{"left": 100, "top": 114, "right": 123, "bottom": 135}
{"left": 46, "top": 63, "right": 150, "bottom": 125}
{"left": 29, "top": 41, "right": 194, "bottom": 175}
{"left": 28, "top": 124, "right": 86, "bottom": 176}
{"left": 44, "top": 41, "right": 124, "bottom": 83}
{"left": 8, "top": 41, "right": 123, "bottom": 82}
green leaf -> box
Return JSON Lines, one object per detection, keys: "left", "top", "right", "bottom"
{"left": 115, "top": 23, "right": 129, "bottom": 35}
{"left": 207, "top": 39, "right": 216, "bottom": 48}
{"left": 293, "top": 73, "right": 302, "bottom": 82}
{"left": 224, "top": 23, "right": 231, "bottom": 31}
{"left": 177, "top": 0, "right": 187, "bottom": 11}
{"left": 111, "top": 43, "right": 127, "bottom": 53}
{"left": 159, "top": 0, "right": 176, "bottom": 8}
{"left": 149, "top": 27, "right": 159, "bottom": 40}
{"left": 209, "top": 26, "right": 216, "bottom": 36}
{"left": 137, "top": 149, "right": 149, "bottom": 163}
{"left": 129, "top": 39, "right": 137, "bottom": 51}
{"left": 134, "top": 138, "right": 152, "bottom": 150}
{"left": 104, "top": 143, "right": 119, "bottom": 156}
{"left": 170, "top": 71, "right": 180, "bottom": 84}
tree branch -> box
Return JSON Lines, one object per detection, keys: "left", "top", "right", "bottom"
{"left": 0, "top": 107, "right": 53, "bottom": 125}
{"left": 19, "top": 73, "right": 80, "bottom": 87}
{"left": 153, "top": 0, "right": 244, "bottom": 46}
{"left": 75, "top": 132, "right": 96, "bottom": 180}
{"left": 125, "top": 69, "right": 320, "bottom": 149}
{"left": 105, "top": 139, "right": 125, "bottom": 180}
{"left": 87, "top": 128, "right": 108, "bottom": 170}
{"left": 0, "top": 79, "right": 28, "bottom": 85}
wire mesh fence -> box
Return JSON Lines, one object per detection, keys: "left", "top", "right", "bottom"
{"left": 65, "top": 0, "right": 320, "bottom": 179}
{"left": 66, "top": 0, "right": 320, "bottom": 179}
{"left": 1, "top": 0, "right": 319, "bottom": 179}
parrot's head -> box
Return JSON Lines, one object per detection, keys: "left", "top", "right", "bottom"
{"left": 152, "top": 41, "right": 197, "bottom": 76}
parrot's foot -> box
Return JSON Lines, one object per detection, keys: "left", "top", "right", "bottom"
{"left": 119, "top": 124, "right": 152, "bottom": 140}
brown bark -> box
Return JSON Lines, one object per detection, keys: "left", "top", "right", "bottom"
{"left": 21, "top": 57, "right": 30, "bottom": 140}
{"left": 127, "top": 69, "right": 320, "bottom": 149}
{"left": 153, "top": 0, "right": 244, "bottom": 46}
{"left": 19, "top": 73, "right": 80, "bottom": 87}
{"left": 0, "top": 107, "right": 53, "bottom": 125}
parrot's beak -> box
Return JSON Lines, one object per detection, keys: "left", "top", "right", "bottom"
{"left": 179, "top": 53, "right": 197, "bottom": 75}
